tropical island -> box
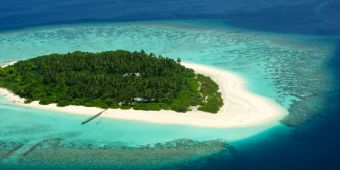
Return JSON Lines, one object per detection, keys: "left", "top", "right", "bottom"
{"left": 0, "top": 50, "right": 223, "bottom": 113}
{"left": 0, "top": 50, "right": 286, "bottom": 128}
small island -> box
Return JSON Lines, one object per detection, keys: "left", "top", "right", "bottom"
{"left": 0, "top": 51, "right": 285, "bottom": 128}
{"left": 0, "top": 50, "right": 223, "bottom": 113}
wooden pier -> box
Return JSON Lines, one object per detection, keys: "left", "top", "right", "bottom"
{"left": 81, "top": 109, "right": 108, "bottom": 125}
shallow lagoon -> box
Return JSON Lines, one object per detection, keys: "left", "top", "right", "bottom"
{"left": 0, "top": 20, "right": 338, "bottom": 169}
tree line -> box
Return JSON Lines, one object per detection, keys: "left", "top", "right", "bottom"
{"left": 0, "top": 50, "right": 222, "bottom": 113}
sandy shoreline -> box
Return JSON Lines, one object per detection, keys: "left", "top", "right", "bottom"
{"left": 0, "top": 62, "right": 286, "bottom": 128}
{"left": 0, "top": 61, "right": 17, "bottom": 67}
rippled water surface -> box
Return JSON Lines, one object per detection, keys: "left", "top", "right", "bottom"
{"left": 0, "top": 20, "right": 339, "bottom": 169}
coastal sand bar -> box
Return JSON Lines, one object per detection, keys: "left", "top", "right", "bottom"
{"left": 0, "top": 62, "right": 286, "bottom": 128}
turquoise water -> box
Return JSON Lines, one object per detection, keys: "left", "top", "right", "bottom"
{"left": 0, "top": 95, "right": 278, "bottom": 146}
{"left": 0, "top": 20, "right": 335, "bottom": 105}
{"left": 0, "top": 19, "right": 335, "bottom": 141}
{"left": 0, "top": 20, "right": 338, "bottom": 168}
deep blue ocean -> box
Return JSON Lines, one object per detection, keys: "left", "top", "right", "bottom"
{"left": 0, "top": 0, "right": 340, "bottom": 169}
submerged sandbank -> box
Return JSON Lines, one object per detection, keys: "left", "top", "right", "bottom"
{"left": 0, "top": 62, "right": 286, "bottom": 128}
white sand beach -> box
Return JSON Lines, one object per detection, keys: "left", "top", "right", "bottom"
{"left": 0, "top": 62, "right": 286, "bottom": 128}
{"left": 0, "top": 61, "right": 17, "bottom": 67}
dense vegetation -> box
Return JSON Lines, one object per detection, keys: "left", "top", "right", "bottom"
{"left": 0, "top": 50, "right": 223, "bottom": 113}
